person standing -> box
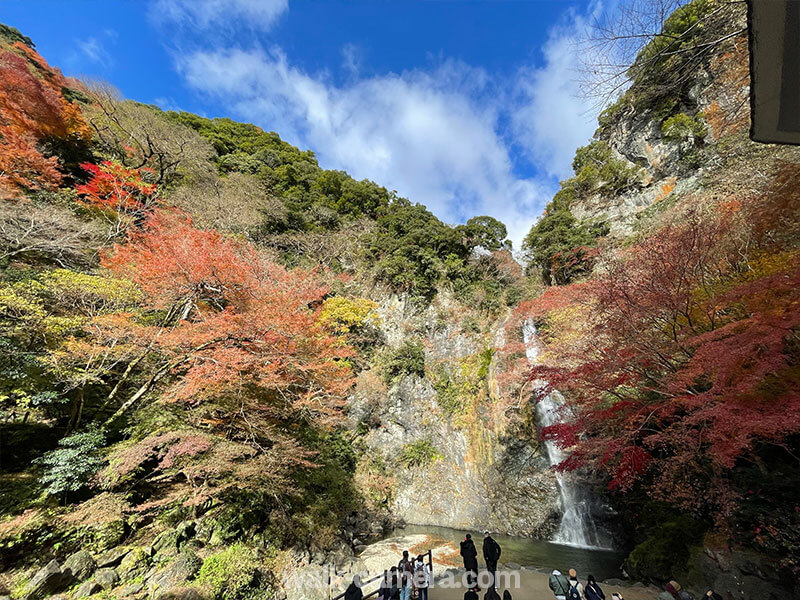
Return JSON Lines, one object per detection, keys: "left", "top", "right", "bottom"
{"left": 549, "top": 570, "right": 570, "bottom": 600}
{"left": 460, "top": 533, "right": 479, "bottom": 589}
{"left": 584, "top": 575, "right": 605, "bottom": 600}
{"left": 398, "top": 551, "right": 414, "bottom": 600}
{"left": 414, "top": 554, "right": 430, "bottom": 600}
{"left": 482, "top": 531, "right": 501, "bottom": 589}
{"left": 567, "top": 569, "right": 584, "bottom": 600}
{"left": 345, "top": 576, "right": 363, "bottom": 600}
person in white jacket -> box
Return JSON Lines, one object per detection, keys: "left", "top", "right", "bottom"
{"left": 413, "top": 555, "right": 430, "bottom": 600}
{"left": 567, "top": 569, "right": 584, "bottom": 600}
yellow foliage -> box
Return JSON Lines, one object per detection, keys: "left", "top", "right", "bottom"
{"left": 318, "top": 296, "right": 380, "bottom": 335}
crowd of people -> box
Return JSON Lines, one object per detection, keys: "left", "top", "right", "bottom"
{"left": 346, "top": 550, "right": 432, "bottom": 600}
{"left": 342, "top": 531, "right": 726, "bottom": 600}
{"left": 547, "top": 570, "right": 724, "bottom": 600}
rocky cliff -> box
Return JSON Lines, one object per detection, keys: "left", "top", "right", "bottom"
{"left": 348, "top": 291, "right": 560, "bottom": 538}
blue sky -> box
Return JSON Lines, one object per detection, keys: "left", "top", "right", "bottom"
{"left": 2, "top": 0, "right": 608, "bottom": 247}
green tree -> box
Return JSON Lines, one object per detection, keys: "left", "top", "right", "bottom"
{"left": 34, "top": 429, "right": 105, "bottom": 499}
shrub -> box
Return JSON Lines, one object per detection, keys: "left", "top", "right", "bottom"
{"left": 318, "top": 297, "right": 380, "bottom": 335}
{"left": 661, "top": 112, "right": 707, "bottom": 142}
{"left": 399, "top": 440, "right": 442, "bottom": 468}
{"left": 197, "top": 544, "right": 261, "bottom": 600}
{"left": 572, "top": 140, "right": 643, "bottom": 195}
{"left": 382, "top": 340, "right": 425, "bottom": 384}
{"left": 33, "top": 429, "right": 105, "bottom": 499}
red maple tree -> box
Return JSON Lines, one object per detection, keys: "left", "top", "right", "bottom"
{"left": 0, "top": 42, "right": 90, "bottom": 197}
{"left": 521, "top": 204, "right": 800, "bottom": 521}
{"left": 101, "top": 210, "right": 353, "bottom": 436}
{"left": 76, "top": 161, "right": 157, "bottom": 214}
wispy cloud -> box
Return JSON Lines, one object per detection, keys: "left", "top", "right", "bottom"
{"left": 160, "top": 0, "right": 605, "bottom": 249}
{"left": 179, "top": 47, "right": 547, "bottom": 248}
{"left": 77, "top": 37, "right": 113, "bottom": 67}
{"left": 150, "top": 0, "right": 288, "bottom": 31}
{"left": 512, "top": 6, "right": 601, "bottom": 180}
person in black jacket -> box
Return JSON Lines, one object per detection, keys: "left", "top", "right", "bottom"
{"left": 584, "top": 575, "right": 605, "bottom": 600}
{"left": 345, "top": 576, "right": 363, "bottom": 600}
{"left": 460, "top": 533, "right": 479, "bottom": 589}
{"left": 482, "top": 531, "right": 501, "bottom": 589}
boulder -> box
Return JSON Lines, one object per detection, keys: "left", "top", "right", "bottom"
{"left": 119, "top": 582, "right": 145, "bottom": 597}
{"left": 118, "top": 547, "right": 151, "bottom": 579}
{"left": 95, "top": 567, "right": 120, "bottom": 589}
{"left": 175, "top": 521, "right": 195, "bottom": 542}
{"left": 96, "top": 546, "right": 131, "bottom": 568}
{"left": 147, "top": 551, "right": 202, "bottom": 595}
{"left": 155, "top": 587, "right": 207, "bottom": 600}
{"left": 94, "top": 519, "right": 127, "bottom": 551}
{"left": 73, "top": 580, "right": 103, "bottom": 599}
{"left": 151, "top": 530, "right": 181, "bottom": 560}
{"left": 63, "top": 550, "right": 96, "bottom": 581}
{"left": 23, "top": 560, "right": 74, "bottom": 600}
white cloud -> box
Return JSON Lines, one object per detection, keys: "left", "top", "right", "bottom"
{"left": 178, "top": 47, "right": 548, "bottom": 249}
{"left": 151, "top": 0, "right": 288, "bottom": 31}
{"left": 512, "top": 7, "right": 601, "bottom": 180}
{"left": 77, "top": 37, "right": 113, "bottom": 67}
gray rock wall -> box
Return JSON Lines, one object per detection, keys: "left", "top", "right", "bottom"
{"left": 351, "top": 291, "right": 560, "bottom": 537}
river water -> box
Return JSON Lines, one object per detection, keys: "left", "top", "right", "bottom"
{"left": 392, "top": 524, "right": 626, "bottom": 581}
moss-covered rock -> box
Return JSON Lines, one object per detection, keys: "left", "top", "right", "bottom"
{"left": 118, "top": 546, "right": 151, "bottom": 580}
{"left": 623, "top": 516, "right": 706, "bottom": 582}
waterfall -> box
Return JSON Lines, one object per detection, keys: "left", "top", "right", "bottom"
{"left": 522, "top": 319, "right": 611, "bottom": 550}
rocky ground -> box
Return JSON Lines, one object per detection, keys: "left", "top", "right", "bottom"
{"left": 430, "top": 570, "right": 659, "bottom": 600}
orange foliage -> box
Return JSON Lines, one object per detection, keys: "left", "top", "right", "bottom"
{"left": 76, "top": 161, "right": 157, "bottom": 214}
{"left": 102, "top": 210, "right": 353, "bottom": 430}
{"left": 0, "top": 41, "right": 90, "bottom": 197}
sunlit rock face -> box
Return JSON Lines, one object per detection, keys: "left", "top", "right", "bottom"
{"left": 348, "top": 291, "right": 560, "bottom": 538}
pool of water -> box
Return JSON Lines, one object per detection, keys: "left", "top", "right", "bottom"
{"left": 391, "top": 524, "right": 627, "bottom": 582}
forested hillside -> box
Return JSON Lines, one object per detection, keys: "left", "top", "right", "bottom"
{"left": 0, "top": 22, "right": 531, "bottom": 600}
{"left": 1, "top": 1, "right": 799, "bottom": 599}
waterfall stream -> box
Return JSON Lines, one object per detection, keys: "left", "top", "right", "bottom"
{"left": 522, "top": 319, "right": 611, "bottom": 550}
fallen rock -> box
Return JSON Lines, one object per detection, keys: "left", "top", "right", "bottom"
{"left": 63, "top": 550, "right": 96, "bottom": 581}
{"left": 147, "top": 551, "right": 202, "bottom": 594}
{"left": 119, "top": 582, "right": 145, "bottom": 597}
{"left": 73, "top": 580, "right": 103, "bottom": 598}
{"left": 118, "top": 547, "right": 151, "bottom": 579}
{"left": 151, "top": 530, "right": 181, "bottom": 560}
{"left": 23, "top": 560, "right": 74, "bottom": 600}
{"left": 155, "top": 587, "right": 207, "bottom": 600}
{"left": 175, "top": 521, "right": 195, "bottom": 542}
{"left": 96, "top": 546, "right": 131, "bottom": 568}
{"left": 95, "top": 567, "right": 120, "bottom": 590}
{"left": 94, "top": 518, "right": 127, "bottom": 551}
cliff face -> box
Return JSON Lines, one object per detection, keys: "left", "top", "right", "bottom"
{"left": 348, "top": 292, "right": 560, "bottom": 538}
{"left": 568, "top": 5, "right": 750, "bottom": 237}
